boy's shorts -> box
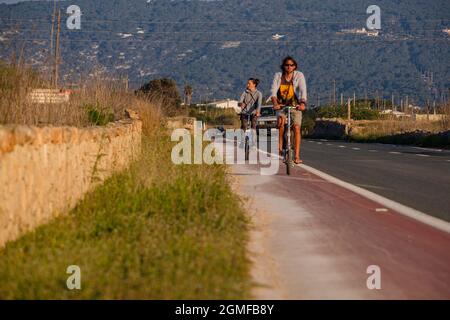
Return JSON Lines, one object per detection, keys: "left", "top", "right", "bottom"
{"left": 277, "top": 109, "right": 303, "bottom": 126}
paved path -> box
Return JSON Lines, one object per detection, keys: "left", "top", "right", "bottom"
{"left": 218, "top": 138, "right": 450, "bottom": 299}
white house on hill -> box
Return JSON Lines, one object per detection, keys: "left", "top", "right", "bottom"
{"left": 208, "top": 99, "right": 240, "bottom": 113}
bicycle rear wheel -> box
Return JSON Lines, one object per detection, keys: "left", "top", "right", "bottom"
{"left": 245, "top": 136, "right": 250, "bottom": 161}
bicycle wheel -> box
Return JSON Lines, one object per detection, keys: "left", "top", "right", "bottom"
{"left": 284, "top": 149, "right": 292, "bottom": 176}
{"left": 245, "top": 136, "right": 250, "bottom": 161}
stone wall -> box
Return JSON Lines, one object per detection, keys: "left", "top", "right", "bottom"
{"left": 0, "top": 111, "right": 142, "bottom": 247}
{"left": 310, "top": 118, "right": 349, "bottom": 139}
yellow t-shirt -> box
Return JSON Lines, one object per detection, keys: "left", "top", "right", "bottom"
{"left": 277, "top": 82, "right": 298, "bottom": 105}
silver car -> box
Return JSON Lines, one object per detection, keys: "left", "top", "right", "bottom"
{"left": 256, "top": 105, "right": 277, "bottom": 135}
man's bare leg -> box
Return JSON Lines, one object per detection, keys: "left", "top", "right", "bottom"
{"left": 294, "top": 124, "right": 302, "bottom": 163}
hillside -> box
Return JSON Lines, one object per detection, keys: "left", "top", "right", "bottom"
{"left": 0, "top": 0, "right": 449, "bottom": 105}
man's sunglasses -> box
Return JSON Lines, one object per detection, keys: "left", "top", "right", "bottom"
{"left": 284, "top": 64, "right": 295, "bottom": 67}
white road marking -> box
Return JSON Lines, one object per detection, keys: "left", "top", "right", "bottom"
{"left": 326, "top": 143, "right": 332, "bottom": 146}
{"left": 389, "top": 151, "right": 401, "bottom": 155}
{"left": 339, "top": 145, "right": 346, "bottom": 148}
{"left": 416, "top": 154, "right": 430, "bottom": 157}
{"left": 412, "top": 146, "right": 443, "bottom": 152}
{"left": 375, "top": 208, "right": 389, "bottom": 213}
{"left": 299, "top": 164, "right": 450, "bottom": 234}
{"left": 253, "top": 142, "right": 450, "bottom": 233}
{"left": 352, "top": 147, "right": 361, "bottom": 150}
{"left": 317, "top": 142, "right": 323, "bottom": 145}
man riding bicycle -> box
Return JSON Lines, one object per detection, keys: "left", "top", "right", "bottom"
{"left": 238, "top": 78, "right": 263, "bottom": 147}
{"left": 270, "top": 56, "right": 307, "bottom": 164}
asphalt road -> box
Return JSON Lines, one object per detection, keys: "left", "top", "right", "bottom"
{"left": 301, "top": 139, "right": 450, "bottom": 222}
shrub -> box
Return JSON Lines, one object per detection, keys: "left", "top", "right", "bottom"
{"left": 85, "top": 102, "right": 115, "bottom": 126}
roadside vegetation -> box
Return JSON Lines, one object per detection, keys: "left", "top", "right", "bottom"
{"left": 0, "top": 60, "right": 133, "bottom": 126}
{"left": 188, "top": 104, "right": 240, "bottom": 127}
{"left": 0, "top": 64, "right": 251, "bottom": 299}
{"left": 306, "top": 100, "right": 450, "bottom": 148}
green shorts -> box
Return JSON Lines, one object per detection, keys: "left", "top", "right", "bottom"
{"left": 277, "top": 109, "right": 303, "bottom": 126}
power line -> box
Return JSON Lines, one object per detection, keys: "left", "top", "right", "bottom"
{"left": 10, "top": 38, "right": 449, "bottom": 44}
{"left": 1, "top": 16, "right": 449, "bottom": 25}
{"left": 4, "top": 27, "right": 449, "bottom": 35}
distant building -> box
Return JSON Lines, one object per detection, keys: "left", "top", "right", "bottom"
{"left": 380, "top": 109, "right": 410, "bottom": 118}
{"left": 208, "top": 99, "right": 240, "bottom": 113}
{"left": 338, "top": 27, "right": 379, "bottom": 37}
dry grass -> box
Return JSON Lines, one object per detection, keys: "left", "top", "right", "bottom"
{"left": 0, "top": 61, "right": 162, "bottom": 127}
{"left": 350, "top": 118, "right": 450, "bottom": 139}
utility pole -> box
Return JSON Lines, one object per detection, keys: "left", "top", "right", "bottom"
{"left": 49, "top": 1, "right": 56, "bottom": 83}
{"left": 333, "top": 79, "right": 336, "bottom": 107}
{"left": 53, "top": 9, "right": 61, "bottom": 88}
{"left": 124, "top": 76, "right": 129, "bottom": 92}
{"left": 365, "top": 89, "right": 368, "bottom": 108}
{"left": 340, "top": 93, "right": 343, "bottom": 106}
{"left": 353, "top": 91, "right": 356, "bottom": 108}
{"left": 347, "top": 98, "right": 351, "bottom": 121}
{"left": 375, "top": 90, "right": 379, "bottom": 110}
{"left": 391, "top": 94, "right": 395, "bottom": 111}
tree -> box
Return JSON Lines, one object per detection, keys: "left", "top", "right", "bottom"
{"left": 137, "top": 78, "right": 182, "bottom": 112}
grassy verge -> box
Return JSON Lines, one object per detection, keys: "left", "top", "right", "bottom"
{"left": 188, "top": 105, "right": 239, "bottom": 127}
{"left": 0, "top": 128, "right": 250, "bottom": 299}
{"left": 349, "top": 130, "right": 450, "bottom": 148}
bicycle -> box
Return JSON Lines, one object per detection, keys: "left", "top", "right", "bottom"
{"left": 240, "top": 111, "right": 254, "bottom": 161}
{"left": 281, "top": 105, "right": 295, "bottom": 175}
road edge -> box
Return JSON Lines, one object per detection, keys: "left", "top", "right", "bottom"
{"left": 299, "top": 163, "right": 450, "bottom": 234}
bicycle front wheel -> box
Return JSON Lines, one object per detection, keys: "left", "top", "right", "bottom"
{"left": 245, "top": 136, "right": 250, "bottom": 161}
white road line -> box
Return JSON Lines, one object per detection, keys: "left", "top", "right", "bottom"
{"left": 326, "top": 143, "right": 332, "bottom": 146}
{"left": 254, "top": 144, "right": 450, "bottom": 233}
{"left": 352, "top": 147, "right": 361, "bottom": 150}
{"left": 299, "top": 164, "right": 450, "bottom": 234}
{"left": 416, "top": 154, "right": 430, "bottom": 157}
{"left": 317, "top": 142, "right": 323, "bottom": 145}
{"left": 389, "top": 151, "right": 401, "bottom": 155}
{"left": 339, "top": 145, "right": 346, "bottom": 148}
{"left": 412, "top": 146, "right": 443, "bottom": 152}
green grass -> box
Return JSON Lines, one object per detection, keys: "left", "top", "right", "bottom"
{"left": 0, "top": 132, "right": 250, "bottom": 299}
